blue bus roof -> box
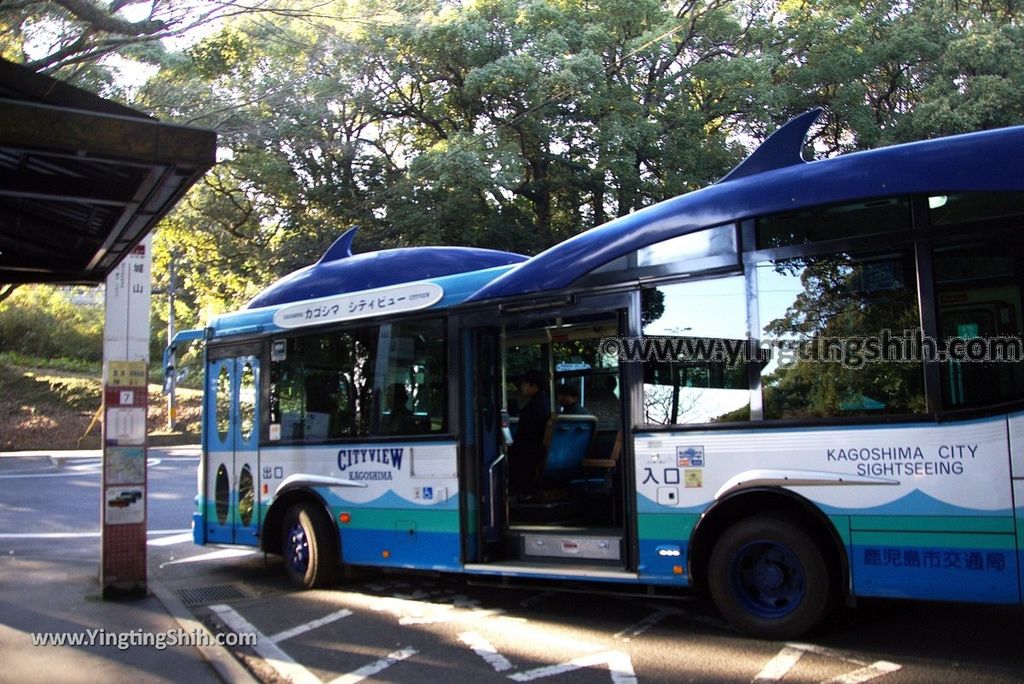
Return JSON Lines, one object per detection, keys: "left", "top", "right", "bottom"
{"left": 208, "top": 264, "right": 517, "bottom": 338}
{"left": 208, "top": 110, "right": 1024, "bottom": 339}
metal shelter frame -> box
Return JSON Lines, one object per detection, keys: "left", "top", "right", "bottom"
{"left": 0, "top": 57, "right": 215, "bottom": 285}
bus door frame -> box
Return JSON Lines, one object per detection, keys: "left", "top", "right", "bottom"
{"left": 203, "top": 342, "right": 262, "bottom": 546}
{"left": 454, "top": 310, "right": 505, "bottom": 562}
{"left": 459, "top": 290, "right": 638, "bottom": 564}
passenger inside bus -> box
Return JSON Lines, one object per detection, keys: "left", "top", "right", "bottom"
{"left": 382, "top": 383, "right": 417, "bottom": 434}
{"left": 509, "top": 369, "right": 550, "bottom": 500}
{"left": 585, "top": 374, "right": 621, "bottom": 429}
{"left": 556, "top": 383, "right": 587, "bottom": 415}
{"left": 303, "top": 372, "right": 340, "bottom": 439}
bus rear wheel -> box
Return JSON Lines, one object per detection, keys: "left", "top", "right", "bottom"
{"left": 708, "top": 514, "right": 832, "bottom": 639}
{"left": 282, "top": 503, "right": 339, "bottom": 589}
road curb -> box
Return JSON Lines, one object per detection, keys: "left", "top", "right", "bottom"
{"left": 0, "top": 446, "right": 201, "bottom": 459}
{"left": 0, "top": 454, "right": 59, "bottom": 473}
{"left": 149, "top": 579, "right": 259, "bottom": 684}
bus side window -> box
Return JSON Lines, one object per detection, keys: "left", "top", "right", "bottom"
{"left": 268, "top": 330, "right": 378, "bottom": 441}
{"left": 375, "top": 319, "right": 447, "bottom": 435}
{"left": 641, "top": 276, "right": 751, "bottom": 424}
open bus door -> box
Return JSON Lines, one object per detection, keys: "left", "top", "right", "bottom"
{"left": 469, "top": 325, "right": 507, "bottom": 561}
{"left": 203, "top": 346, "right": 261, "bottom": 546}
{"left": 462, "top": 292, "right": 635, "bottom": 571}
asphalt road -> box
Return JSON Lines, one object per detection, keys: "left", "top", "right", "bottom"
{"left": 1, "top": 449, "right": 1022, "bottom": 683}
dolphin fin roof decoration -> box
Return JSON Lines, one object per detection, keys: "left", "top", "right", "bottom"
{"left": 717, "top": 108, "right": 821, "bottom": 183}
{"left": 246, "top": 229, "right": 527, "bottom": 310}
{"left": 317, "top": 226, "right": 358, "bottom": 264}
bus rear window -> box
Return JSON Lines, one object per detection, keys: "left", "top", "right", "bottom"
{"left": 928, "top": 192, "right": 1024, "bottom": 226}
{"left": 757, "top": 247, "right": 925, "bottom": 419}
{"left": 934, "top": 238, "right": 1024, "bottom": 409}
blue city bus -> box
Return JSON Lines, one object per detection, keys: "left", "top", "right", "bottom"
{"left": 175, "top": 110, "right": 1024, "bottom": 638}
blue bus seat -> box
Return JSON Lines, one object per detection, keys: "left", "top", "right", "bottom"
{"left": 541, "top": 414, "right": 598, "bottom": 488}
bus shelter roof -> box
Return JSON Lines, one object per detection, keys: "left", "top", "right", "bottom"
{"left": 0, "top": 57, "right": 215, "bottom": 285}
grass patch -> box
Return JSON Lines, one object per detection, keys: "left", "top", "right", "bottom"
{"left": 1, "top": 364, "right": 101, "bottom": 409}
{"left": 0, "top": 361, "right": 202, "bottom": 450}
{"left": 0, "top": 351, "right": 100, "bottom": 375}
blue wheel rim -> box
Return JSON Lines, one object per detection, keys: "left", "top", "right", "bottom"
{"left": 729, "top": 540, "right": 805, "bottom": 619}
{"left": 286, "top": 521, "right": 309, "bottom": 575}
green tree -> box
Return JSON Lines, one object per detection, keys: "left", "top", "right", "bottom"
{"left": 0, "top": 285, "right": 102, "bottom": 361}
{"left": 11, "top": 0, "right": 1024, "bottom": 331}
{"left": 745, "top": 0, "right": 1024, "bottom": 151}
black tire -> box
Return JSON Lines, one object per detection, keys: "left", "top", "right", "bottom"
{"left": 708, "top": 514, "right": 833, "bottom": 639}
{"left": 281, "top": 503, "right": 339, "bottom": 589}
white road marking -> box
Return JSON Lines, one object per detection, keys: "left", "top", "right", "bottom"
{"left": 64, "top": 460, "right": 102, "bottom": 470}
{"left": 210, "top": 604, "right": 321, "bottom": 684}
{"left": 786, "top": 642, "right": 871, "bottom": 660}
{"left": 752, "top": 643, "right": 902, "bottom": 683}
{"left": 269, "top": 609, "right": 354, "bottom": 644}
{"left": 754, "top": 645, "right": 807, "bottom": 681}
{"left": 823, "top": 661, "right": 902, "bottom": 684}
{"left": 158, "top": 548, "right": 257, "bottom": 567}
{"left": 327, "top": 646, "right": 418, "bottom": 684}
{"left": 214, "top": 586, "right": 897, "bottom": 684}
{"left": 613, "top": 609, "right": 674, "bottom": 642}
{"left": 147, "top": 532, "right": 195, "bottom": 547}
{"left": 316, "top": 587, "right": 635, "bottom": 679}
{"left": 483, "top": 617, "right": 605, "bottom": 653}
{"left": 360, "top": 591, "right": 504, "bottom": 626}
{"left": 461, "top": 613, "right": 637, "bottom": 681}
{"left": 508, "top": 650, "right": 637, "bottom": 684}
{"left": 214, "top": 604, "right": 416, "bottom": 684}
{"left": 0, "top": 531, "right": 101, "bottom": 539}
{"left": 459, "top": 631, "right": 514, "bottom": 672}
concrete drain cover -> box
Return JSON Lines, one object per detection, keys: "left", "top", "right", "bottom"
{"left": 175, "top": 584, "right": 248, "bottom": 606}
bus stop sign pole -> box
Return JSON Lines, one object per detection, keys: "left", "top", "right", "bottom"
{"left": 101, "top": 236, "right": 151, "bottom": 598}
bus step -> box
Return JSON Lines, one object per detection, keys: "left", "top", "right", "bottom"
{"left": 519, "top": 532, "right": 622, "bottom": 561}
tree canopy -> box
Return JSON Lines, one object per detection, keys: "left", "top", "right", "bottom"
{"left": 4, "top": 0, "right": 1024, "bottom": 331}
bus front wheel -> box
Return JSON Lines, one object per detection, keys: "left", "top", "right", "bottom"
{"left": 708, "top": 514, "right": 832, "bottom": 639}
{"left": 281, "top": 503, "right": 339, "bottom": 589}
